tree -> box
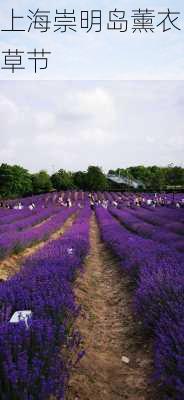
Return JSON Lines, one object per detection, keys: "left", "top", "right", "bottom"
{"left": 72, "top": 171, "right": 87, "bottom": 190}
{"left": 108, "top": 169, "right": 115, "bottom": 175}
{"left": 127, "top": 166, "right": 150, "bottom": 183}
{"left": 148, "top": 166, "right": 166, "bottom": 191}
{"left": 86, "top": 166, "right": 108, "bottom": 191}
{"left": 51, "top": 169, "right": 74, "bottom": 190}
{"left": 0, "top": 164, "right": 32, "bottom": 198}
{"left": 32, "top": 170, "right": 52, "bottom": 194}
{"left": 166, "top": 165, "right": 184, "bottom": 187}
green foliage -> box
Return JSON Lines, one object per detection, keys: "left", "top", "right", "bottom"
{"left": 32, "top": 170, "right": 52, "bottom": 194}
{"left": 51, "top": 169, "right": 74, "bottom": 190}
{"left": 51, "top": 166, "right": 108, "bottom": 191}
{"left": 0, "top": 162, "right": 183, "bottom": 199}
{"left": 72, "top": 171, "right": 87, "bottom": 190}
{"left": 0, "top": 164, "right": 32, "bottom": 198}
{"left": 86, "top": 166, "right": 108, "bottom": 191}
{"left": 166, "top": 166, "right": 184, "bottom": 186}
{"left": 109, "top": 165, "right": 184, "bottom": 191}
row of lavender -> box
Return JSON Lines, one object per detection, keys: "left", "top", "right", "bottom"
{"left": 1, "top": 191, "right": 87, "bottom": 211}
{"left": 0, "top": 206, "right": 60, "bottom": 234}
{"left": 94, "top": 191, "right": 184, "bottom": 205}
{"left": 110, "top": 207, "right": 184, "bottom": 253}
{"left": 0, "top": 206, "right": 91, "bottom": 399}
{"left": 96, "top": 207, "right": 184, "bottom": 399}
{"left": 1, "top": 191, "right": 183, "bottom": 212}
{"left": 0, "top": 207, "right": 77, "bottom": 260}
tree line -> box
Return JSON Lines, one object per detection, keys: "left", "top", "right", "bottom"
{"left": 0, "top": 163, "right": 183, "bottom": 199}
{"left": 109, "top": 165, "right": 184, "bottom": 191}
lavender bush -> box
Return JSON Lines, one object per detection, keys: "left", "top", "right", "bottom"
{"left": 0, "top": 208, "right": 76, "bottom": 259}
{"left": 96, "top": 206, "right": 184, "bottom": 399}
{"left": 0, "top": 206, "right": 59, "bottom": 235}
{"left": 0, "top": 206, "right": 91, "bottom": 399}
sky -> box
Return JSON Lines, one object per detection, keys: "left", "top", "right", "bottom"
{"left": 0, "top": 0, "right": 184, "bottom": 79}
{"left": 0, "top": 80, "right": 183, "bottom": 173}
{"left": 0, "top": 2, "right": 183, "bottom": 173}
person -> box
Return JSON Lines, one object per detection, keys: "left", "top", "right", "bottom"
{"left": 66, "top": 198, "right": 72, "bottom": 208}
{"left": 14, "top": 202, "right": 22, "bottom": 210}
{"left": 90, "top": 200, "right": 95, "bottom": 211}
{"left": 28, "top": 202, "right": 35, "bottom": 210}
{"left": 18, "top": 202, "right": 24, "bottom": 210}
{"left": 58, "top": 195, "right": 63, "bottom": 204}
{"left": 134, "top": 197, "right": 140, "bottom": 207}
{"left": 102, "top": 200, "right": 108, "bottom": 209}
{"left": 147, "top": 199, "right": 152, "bottom": 206}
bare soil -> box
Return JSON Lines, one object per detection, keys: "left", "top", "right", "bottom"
{"left": 67, "top": 214, "right": 155, "bottom": 400}
{"left": 0, "top": 212, "right": 76, "bottom": 281}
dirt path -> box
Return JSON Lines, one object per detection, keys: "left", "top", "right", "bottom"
{"left": 67, "top": 214, "right": 155, "bottom": 400}
{"left": 0, "top": 212, "right": 77, "bottom": 281}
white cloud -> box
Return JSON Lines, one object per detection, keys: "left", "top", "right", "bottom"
{"left": 34, "top": 111, "right": 56, "bottom": 130}
{"left": 0, "top": 80, "right": 184, "bottom": 172}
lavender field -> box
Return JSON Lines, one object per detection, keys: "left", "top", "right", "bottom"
{"left": 0, "top": 191, "right": 183, "bottom": 400}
